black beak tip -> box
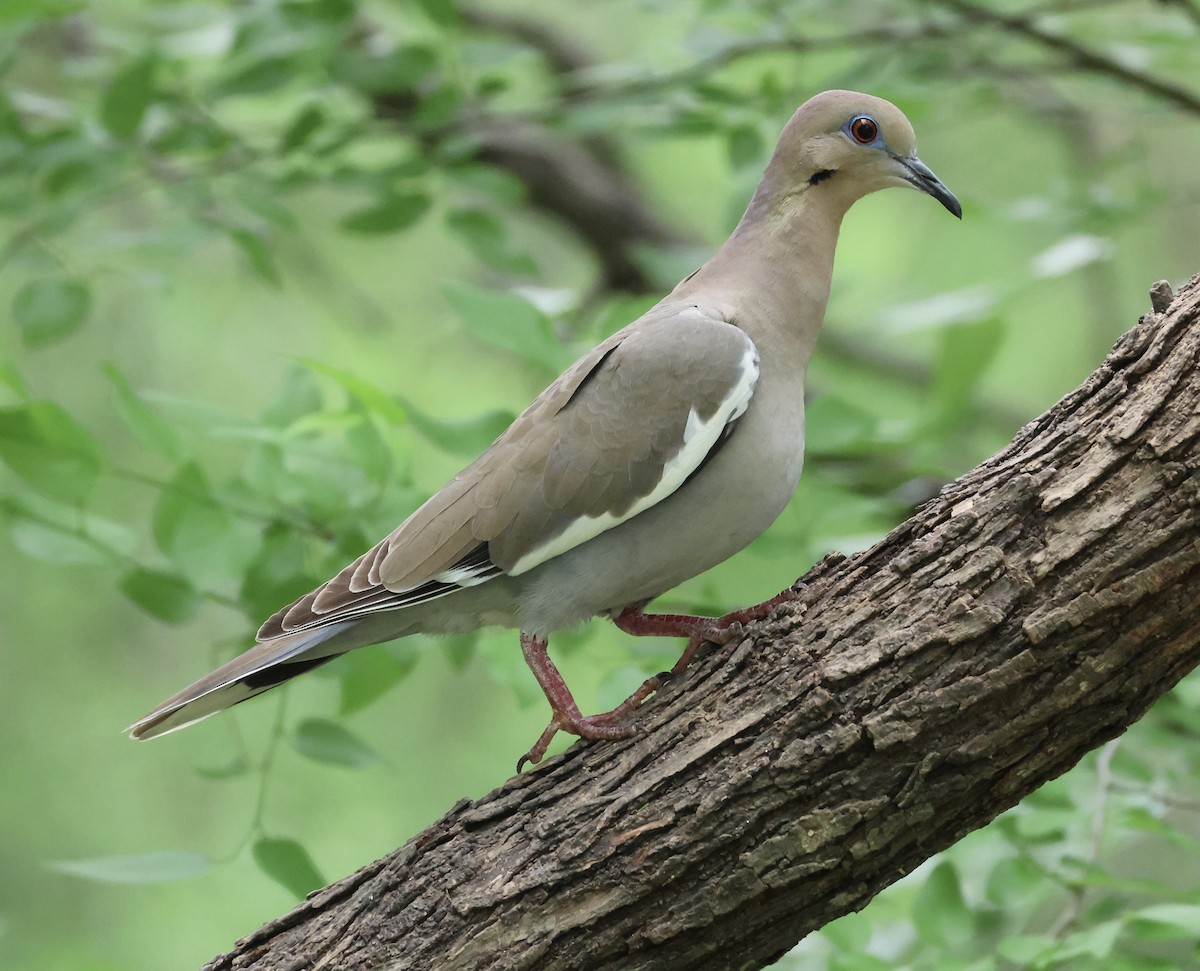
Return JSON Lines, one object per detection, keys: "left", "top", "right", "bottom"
{"left": 918, "top": 178, "right": 962, "bottom": 220}
{"left": 900, "top": 155, "right": 962, "bottom": 220}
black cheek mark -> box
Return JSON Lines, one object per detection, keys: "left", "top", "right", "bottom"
{"left": 809, "top": 169, "right": 835, "bottom": 185}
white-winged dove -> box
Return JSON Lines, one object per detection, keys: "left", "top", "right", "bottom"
{"left": 129, "top": 90, "right": 961, "bottom": 767}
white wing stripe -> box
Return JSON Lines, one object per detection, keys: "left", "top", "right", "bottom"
{"left": 507, "top": 339, "right": 760, "bottom": 577}
{"left": 435, "top": 563, "right": 496, "bottom": 586}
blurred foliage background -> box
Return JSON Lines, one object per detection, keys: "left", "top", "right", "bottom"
{"left": 1, "top": 0, "right": 1199, "bottom": 968}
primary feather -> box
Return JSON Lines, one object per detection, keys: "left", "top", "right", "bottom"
{"left": 129, "top": 311, "right": 760, "bottom": 739}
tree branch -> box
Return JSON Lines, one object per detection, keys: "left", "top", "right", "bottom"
{"left": 203, "top": 274, "right": 1200, "bottom": 970}
{"left": 932, "top": 0, "right": 1200, "bottom": 116}
{"left": 1164, "top": 0, "right": 1200, "bottom": 29}
{"left": 364, "top": 3, "right": 1200, "bottom": 314}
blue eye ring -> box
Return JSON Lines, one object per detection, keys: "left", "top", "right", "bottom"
{"left": 848, "top": 115, "right": 879, "bottom": 145}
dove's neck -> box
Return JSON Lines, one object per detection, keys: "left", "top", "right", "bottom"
{"left": 672, "top": 182, "right": 850, "bottom": 377}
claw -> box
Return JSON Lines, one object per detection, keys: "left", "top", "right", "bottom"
{"left": 515, "top": 586, "right": 803, "bottom": 770}
{"left": 517, "top": 715, "right": 565, "bottom": 771}
{"left": 517, "top": 708, "right": 642, "bottom": 771}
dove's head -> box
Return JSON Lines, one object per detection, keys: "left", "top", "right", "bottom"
{"left": 760, "top": 90, "right": 961, "bottom": 219}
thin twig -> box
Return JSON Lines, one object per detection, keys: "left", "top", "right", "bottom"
{"left": 567, "top": 21, "right": 970, "bottom": 102}
{"left": 1161, "top": 0, "right": 1200, "bottom": 28}
{"left": 460, "top": 6, "right": 593, "bottom": 76}
{"left": 1046, "top": 739, "right": 1119, "bottom": 937}
{"left": 1025, "top": 0, "right": 1137, "bottom": 16}
{"left": 932, "top": 0, "right": 1200, "bottom": 116}
{"left": 1110, "top": 778, "right": 1200, "bottom": 813}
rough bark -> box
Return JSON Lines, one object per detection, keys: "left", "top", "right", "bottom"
{"left": 205, "top": 273, "right": 1200, "bottom": 971}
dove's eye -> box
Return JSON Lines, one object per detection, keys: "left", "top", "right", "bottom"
{"left": 849, "top": 116, "right": 879, "bottom": 144}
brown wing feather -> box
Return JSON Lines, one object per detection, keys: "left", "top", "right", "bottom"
{"left": 258, "top": 306, "right": 756, "bottom": 640}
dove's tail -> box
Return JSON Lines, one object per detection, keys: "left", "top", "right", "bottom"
{"left": 126, "top": 622, "right": 355, "bottom": 740}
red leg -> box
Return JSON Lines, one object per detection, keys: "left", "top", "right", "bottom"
{"left": 614, "top": 588, "right": 800, "bottom": 676}
{"left": 518, "top": 633, "right": 646, "bottom": 771}
{"left": 516, "top": 587, "right": 801, "bottom": 771}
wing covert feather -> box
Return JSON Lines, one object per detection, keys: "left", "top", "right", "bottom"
{"left": 258, "top": 307, "right": 759, "bottom": 639}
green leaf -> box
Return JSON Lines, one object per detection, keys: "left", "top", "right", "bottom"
{"left": 330, "top": 44, "right": 439, "bottom": 95}
{"left": 913, "top": 860, "right": 971, "bottom": 946}
{"left": 49, "top": 851, "right": 211, "bottom": 884}
{"left": 927, "top": 318, "right": 1005, "bottom": 427}
{"left": 2, "top": 494, "right": 133, "bottom": 566}
{"left": 338, "top": 646, "right": 417, "bottom": 716}
{"left": 345, "top": 411, "right": 393, "bottom": 483}
{"left": 819, "top": 911, "right": 873, "bottom": 954}
{"left": 447, "top": 163, "right": 527, "bottom": 204}
{"left": 238, "top": 525, "right": 318, "bottom": 624}
{"left": 151, "top": 463, "right": 261, "bottom": 587}
{"left": 443, "top": 632, "right": 477, "bottom": 671}
{"left": 194, "top": 755, "right": 249, "bottom": 780}
{"left": 339, "top": 192, "right": 431, "bottom": 234}
{"left": 1053, "top": 919, "right": 1123, "bottom": 961}
{"left": 291, "top": 718, "right": 379, "bottom": 768}
{"left": 41, "top": 157, "right": 99, "bottom": 198}
{"left": 213, "top": 56, "right": 295, "bottom": 99}
{"left": 14, "top": 278, "right": 90, "bottom": 347}
{"left": 306, "top": 0, "right": 355, "bottom": 22}
{"left": 119, "top": 567, "right": 200, "bottom": 624}
{"left": 152, "top": 462, "right": 205, "bottom": 554}
{"left": 261, "top": 366, "right": 323, "bottom": 428}
{"left": 0, "top": 360, "right": 30, "bottom": 398}
{"left": 828, "top": 954, "right": 892, "bottom": 971}
{"left": 252, "top": 837, "right": 325, "bottom": 899}
{"left": 995, "top": 935, "right": 1056, "bottom": 964}
{"left": 103, "top": 364, "right": 184, "bottom": 461}
{"left": 804, "top": 395, "right": 877, "bottom": 456}
{"left": 589, "top": 294, "right": 659, "bottom": 341}
{"left": 0, "top": 0, "right": 82, "bottom": 25}
{"left": 443, "top": 282, "right": 565, "bottom": 372}
{"left": 985, "top": 854, "right": 1044, "bottom": 904}
{"left": 7, "top": 510, "right": 107, "bottom": 565}
{"left": 298, "top": 359, "right": 406, "bottom": 423}
{"left": 1119, "top": 805, "right": 1200, "bottom": 853}
{"left": 411, "top": 81, "right": 462, "bottom": 128}
{"left": 235, "top": 179, "right": 299, "bottom": 230}
{"left": 410, "top": 0, "right": 459, "bottom": 26}
{"left": 1130, "top": 903, "right": 1200, "bottom": 938}
{"left": 661, "top": 106, "right": 721, "bottom": 137}
{"left": 0, "top": 402, "right": 102, "bottom": 502}
{"left": 100, "top": 56, "right": 156, "bottom": 141}
{"left": 445, "top": 208, "right": 536, "bottom": 275}
{"left": 726, "top": 124, "right": 764, "bottom": 169}
{"left": 262, "top": 436, "right": 370, "bottom": 517}
{"left": 395, "top": 395, "right": 513, "bottom": 457}
{"left": 1012, "top": 805, "right": 1072, "bottom": 842}
{"left": 228, "top": 227, "right": 282, "bottom": 287}
{"left": 280, "top": 103, "right": 325, "bottom": 154}
{"left": 145, "top": 393, "right": 251, "bottom": 438}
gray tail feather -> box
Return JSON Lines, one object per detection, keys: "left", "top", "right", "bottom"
{"left": 127, "top": 622, "right": 354, "bottom": 740}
